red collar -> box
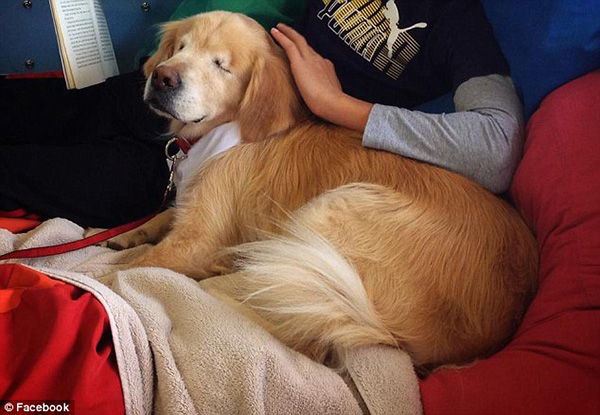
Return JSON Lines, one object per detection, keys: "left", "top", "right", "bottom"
{"left": 175, "top": 136, "right": 192, "bottom": 155}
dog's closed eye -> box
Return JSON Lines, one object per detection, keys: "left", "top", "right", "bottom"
{"left": 213, "top": 58, "right": 231, "bottom": 74}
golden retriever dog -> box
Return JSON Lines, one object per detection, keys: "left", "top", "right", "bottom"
{"left": 117, "top": 11, "right": 538, "bottom": 371}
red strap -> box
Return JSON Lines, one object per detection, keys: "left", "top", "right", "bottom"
{"left": 0, "top": 213, "right": 155, "bottom": 261}
{"left": 5, "top": 71, "right": 64, "bottom": 80}
{"left": 176, "top": 137, "right": 192, "bottom": 154}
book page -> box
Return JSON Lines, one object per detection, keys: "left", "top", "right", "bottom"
{"left": 91, "top": 0, "right": 119, "bottom": 79}
{"left": 49, "top": 0, "right": 119, "bottom": 89}
{"left": 48, "top": 0, "right": 77, "bottom": 88}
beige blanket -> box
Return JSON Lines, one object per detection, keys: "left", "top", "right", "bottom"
{"left": 1, "top": 218, "right": 422, "bottom": 415}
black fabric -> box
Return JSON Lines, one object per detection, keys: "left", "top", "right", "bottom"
{"left": 295, "top": 0, "right": 509, "bottom": 109}
{"left": 0, "top": 71, "right": 170, "bottom": 228}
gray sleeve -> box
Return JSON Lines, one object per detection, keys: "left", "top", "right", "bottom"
{"left": 362, "top": 75, "right": 525, "bottom": 193}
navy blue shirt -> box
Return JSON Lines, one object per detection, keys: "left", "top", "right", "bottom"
{"left": 295, "top": 0, "right": 509, "bottom": 108}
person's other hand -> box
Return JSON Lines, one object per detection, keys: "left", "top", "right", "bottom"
{"left": 271, "top": 23, "right": 372, "bottom": 132}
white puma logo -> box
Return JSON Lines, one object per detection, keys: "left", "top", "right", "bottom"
{"left": 383, "top": 0, "right": 427, "bottom": 58}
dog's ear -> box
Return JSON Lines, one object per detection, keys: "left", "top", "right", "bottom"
{"left": 237, "top": 49, "right": 305, "bottom": 143}
{"left": 143, "top": 22, "right": 180, "bottom": 78}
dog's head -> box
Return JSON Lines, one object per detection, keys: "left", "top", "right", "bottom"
{"left": 144, "top": 11, "right": 305, "bottom": 143}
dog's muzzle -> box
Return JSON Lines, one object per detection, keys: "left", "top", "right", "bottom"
{"left": 152, "top": 65, "right": 182, "bottom": 91}
{"left": 144, "top": 65, "right": 183, "bottom": 118}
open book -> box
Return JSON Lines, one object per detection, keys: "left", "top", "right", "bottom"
{"left": 49, "top": 0, "right": 120, "bottom": 89}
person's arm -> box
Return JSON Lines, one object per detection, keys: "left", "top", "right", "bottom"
{"left": 271, "top": 24, "right": 372, "bottom": 132}
{"left": 272, "top": 23, "right": 524, "bottom": 194}
{"left": 364, "top": 74, "right": 524, "bottom": 194}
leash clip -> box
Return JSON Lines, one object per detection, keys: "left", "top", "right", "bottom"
{"left": 163, "top": 136, "right": 192, "bottom": 203}
{"left": 165, "top": 136, "right": 191, "bottom": 162}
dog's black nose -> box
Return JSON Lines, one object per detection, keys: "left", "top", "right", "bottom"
{"left": 152, "top": 65, "right": 181, "bottom": 90}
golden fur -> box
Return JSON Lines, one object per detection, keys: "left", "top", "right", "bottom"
{"left": 121, "top": 12, "right": 538, "bottom": 370}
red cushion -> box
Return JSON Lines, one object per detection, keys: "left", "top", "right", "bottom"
{"left": 0, "top": 264, "right": 125, "bottom": 414}
{"left": 0, "top": 209, "right": 42, "bottom": 233}
{"left": 419, "top": 70, "right": 600, "bottom": 414}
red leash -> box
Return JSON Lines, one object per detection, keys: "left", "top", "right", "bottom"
{"left": 0, "top": 214, "right": 156, "bottom": 260}
{"left": 0, "top": 136, "right": 191, "bottom": 261}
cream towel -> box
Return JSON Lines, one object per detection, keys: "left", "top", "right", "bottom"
{"left": 1, "top": 218, "right": 423, "bottom": 415}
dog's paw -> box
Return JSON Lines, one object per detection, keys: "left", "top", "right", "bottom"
{"left": 106, "top": 229, "right": 151, "bottom": 250}
{"left": 83, "top": 227, "right": 151, "bottom": 250}
{"left": 83, "top": 228, "right": 110, "bottom": 247}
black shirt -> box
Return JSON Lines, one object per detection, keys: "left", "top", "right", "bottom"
{"left": 295, "top": 0, "right": 509, "bottom": 108}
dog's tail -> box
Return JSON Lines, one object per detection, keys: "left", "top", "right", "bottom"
{"left": 224, "top": 221, "right": 397, "bottom": 366}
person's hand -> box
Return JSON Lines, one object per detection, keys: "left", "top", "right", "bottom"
{"left": 271, "top": 23, "right": 372, "bottom": 132}
{"left": 270, "top": 23, "right": 343, "bottom": 118}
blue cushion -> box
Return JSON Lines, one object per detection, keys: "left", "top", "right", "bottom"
{"left": 481, "top": 0, "right": 600, "bottom": 119}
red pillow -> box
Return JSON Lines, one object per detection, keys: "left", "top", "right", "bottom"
{"left": 0, "top": 264, "right": 125, "bottom": 414}
{"left": 419, "top": 70, "right": 600, "bottom": 415}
